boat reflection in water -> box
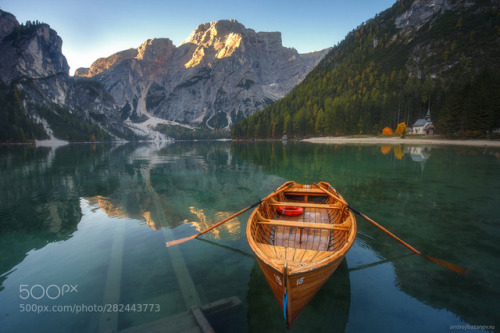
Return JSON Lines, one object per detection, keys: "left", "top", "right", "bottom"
{"left": 247, "top": 260, "right": 350, "bottom": 332}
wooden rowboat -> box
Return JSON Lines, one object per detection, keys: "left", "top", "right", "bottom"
{"left": 246, "top": 181, "right": 356, "bottom": 328}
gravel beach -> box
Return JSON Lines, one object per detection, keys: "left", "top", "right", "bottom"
{"left": 302, "top": 136, "right": 500, "bottom": 147}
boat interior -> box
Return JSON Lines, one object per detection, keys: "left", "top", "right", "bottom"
{"left": 249, "top": 184, "right": 353, "bottom": 265}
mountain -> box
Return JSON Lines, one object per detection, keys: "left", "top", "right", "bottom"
{"left": 75, "top": 20, "right": 329, "bottom": 131}
{"left": 0, "top": 14, "right": 328, "bottom": 143}
{"left": 0, "top": 11, "right": 136, "bottom": 143}
{"left": 232, "top": 0, "right": 500, "bottom": 139}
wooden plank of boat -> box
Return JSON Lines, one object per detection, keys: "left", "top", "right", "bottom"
{"left": 246, "top": 181, "right": 357, "bottom": 328}
{"left": 268, "top": 198, "right": 344, "bottom": 210}
{"left": 257, "top": 218, "right": 351, "bottom": 231}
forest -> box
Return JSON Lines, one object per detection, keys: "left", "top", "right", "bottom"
{"left": 0, "top": 83, "right": 48, "bottom": 142}
{"left": 0, "top": 82, "right": 114, "bottom": 143}
{"left": 231, "top": 1, "right": 500, "bottom": 139}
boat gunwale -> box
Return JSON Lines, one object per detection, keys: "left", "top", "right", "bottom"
{"left": 246, "top": 181, "right": 357, "bottom": 275}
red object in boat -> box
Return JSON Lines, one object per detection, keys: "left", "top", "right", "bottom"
{"left": 277, "top": 206, "right": 304, "bottom": 216}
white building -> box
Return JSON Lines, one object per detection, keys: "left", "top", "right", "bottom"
{"left": 411, "top": 109, "right": 434, "bottom": 135}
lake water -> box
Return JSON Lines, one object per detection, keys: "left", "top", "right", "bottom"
{"left": 0, "top": 141, "right": 499, "bottom": 332}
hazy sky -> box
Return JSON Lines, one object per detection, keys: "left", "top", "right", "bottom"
{"left": 1, "top": 0, "right": 396, "bottom": 74}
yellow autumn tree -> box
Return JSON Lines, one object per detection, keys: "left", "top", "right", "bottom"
{"left": 382, "top": 127, "right": 393, "bottom": 135}
{"left": 395, "top": 122, "right": 408, "bottom": 138}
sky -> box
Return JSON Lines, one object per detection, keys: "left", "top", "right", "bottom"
{"left": 1, "top": 0, "right": 396, "bottom": 75}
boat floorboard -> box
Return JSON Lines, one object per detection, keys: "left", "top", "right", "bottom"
{"left": 274, "top": 207, "right": 330, "bottom": 251}
{"left": 255, "top": 207, "right": 336, "bottom": 266}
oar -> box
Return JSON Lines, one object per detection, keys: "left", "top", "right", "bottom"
{"left": 166, "top": 182, "right": 294, "bottom": 247}
{"left": 313, "top": 184, "right": 467, "bottom": 274}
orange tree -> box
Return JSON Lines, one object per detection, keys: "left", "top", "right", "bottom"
{"left": 382, "top": 127, "right": 393, "bottom": 135}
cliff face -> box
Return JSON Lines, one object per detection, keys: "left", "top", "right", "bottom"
{"left": 395, "top": 0, "right": 454, "bottom": 31}
{"left": 393, "top": 0, "right": 500, "bottom": 78}
{"left": 0, "top": 10, "right": 18, "bottom": 41}
{"left": 76, "top": 20, "right": 329, "bottom": 129}
{"left": 0, "top": 22, "right": 70, "bottom": 103}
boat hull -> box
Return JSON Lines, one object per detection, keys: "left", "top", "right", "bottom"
{"left": 256, "top": 255, "right": 345, "bottom": 328}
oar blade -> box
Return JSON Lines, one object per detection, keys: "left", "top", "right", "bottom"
{"left": 423, "top": 254, "right": 467, "bottom": 275}
{"left": 166, "top": 235, "right": 196, "bottom": 247}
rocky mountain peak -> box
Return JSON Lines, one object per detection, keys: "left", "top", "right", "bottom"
{"left": 182, "top": 19, "right": 245, "bottom": 47}
{"left": 181, "top": 20, "right": 247, "bottom": 68}
{"left": 76, "top": 38, "right": 176, "bottom": 77}
{"left": 0, "top": 10, "right": 19, "bottom": 42}
{"left": 135, "top": 38, "right": 175, "bottom": 61}
{"left": 77, "top": 48, "right": 137, "bottom": 78}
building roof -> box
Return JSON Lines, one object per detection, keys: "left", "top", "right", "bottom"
{"left": 412, "top": 118, "right": 428, "bottom": 127}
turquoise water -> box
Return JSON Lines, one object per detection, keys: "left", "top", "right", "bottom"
{"left": 0, "top": 141, "right": 498, "bottom": 332}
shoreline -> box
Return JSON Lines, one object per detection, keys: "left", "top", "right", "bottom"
{"left": 302, "top": 136, "right": 500, "bottom": 147}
